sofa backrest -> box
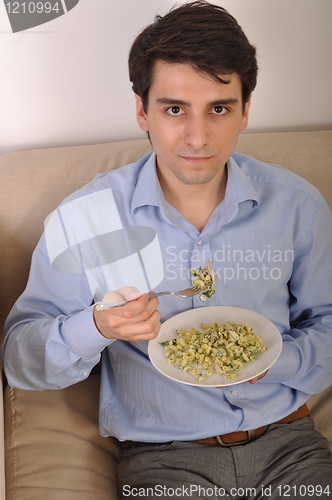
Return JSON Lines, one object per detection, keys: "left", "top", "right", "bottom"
{"left": 0, "top": 131, "right": 331, "bottom": 345}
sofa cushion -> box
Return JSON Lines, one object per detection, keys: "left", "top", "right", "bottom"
{"left": 4, "top": 375, "right": 119, "bottom": 500}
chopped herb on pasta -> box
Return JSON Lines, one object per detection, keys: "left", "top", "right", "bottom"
{"left": 191, "top": 260, "right": 216, "bottom": 299}
{"left": 161, "top": 321, "right": 267, "bottom": 382}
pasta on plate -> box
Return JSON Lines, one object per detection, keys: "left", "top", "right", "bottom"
{"left": 161, "top": 321, "right": 267, "bottom": 382}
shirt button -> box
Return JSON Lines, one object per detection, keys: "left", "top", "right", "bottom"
{"left": 199, "top": 294, "right": 207, "bottom": 301}
{"left": 231, "top": 390, "right": 238, "bottom": 397}
{"left": 197, "top": 240, "right": 202, "bottom": 245}
{"left": 83, "top": 371, "right": 88, "bottom": 377}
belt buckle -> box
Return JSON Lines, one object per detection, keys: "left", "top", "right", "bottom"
{"left": 215, "top": 429, "right": 257, "bottom": 447}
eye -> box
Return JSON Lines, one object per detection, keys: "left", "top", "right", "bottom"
{"left": 211, "top": 106, "right": 228, "bottom": 115}
{"left": 166, "top": 106, "right": 184, "bottom": 115}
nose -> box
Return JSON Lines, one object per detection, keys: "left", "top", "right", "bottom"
{"left": 184, "top": 115, "right": 209, "bottom": 150}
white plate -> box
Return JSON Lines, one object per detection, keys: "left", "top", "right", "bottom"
{"left": 148, "top": 306, "right": 282, "bottom": 387}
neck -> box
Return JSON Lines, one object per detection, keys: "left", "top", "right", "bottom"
{"left": 157, "top": 164, "right": 227, "bottom": 232}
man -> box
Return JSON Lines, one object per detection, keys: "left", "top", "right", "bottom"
{"left": 3, "top": 1, "right": 332, "bottom": 498}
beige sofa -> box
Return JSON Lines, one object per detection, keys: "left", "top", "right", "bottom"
{"left": 1, "top": 131, "right": 331, "bottom": 499}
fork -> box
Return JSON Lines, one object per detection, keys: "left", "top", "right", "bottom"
{"left": 95, "top": 286, "right": 202, "bottom": 309}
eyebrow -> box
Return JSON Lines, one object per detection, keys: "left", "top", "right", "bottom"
{"left": 156, "top": 97, "right": 239, "bottom": 107}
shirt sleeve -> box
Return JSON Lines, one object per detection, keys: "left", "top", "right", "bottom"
{"left": 260, "top": 194, "right": 332, "bottom": 394}
{"left": 2, "top": 236, "right": 114, "bottom": 390}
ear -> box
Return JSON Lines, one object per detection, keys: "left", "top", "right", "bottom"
{"left": 135, "top": 94, "right": 149, "bottom": 132}
{"left": 239, "top": 95, "right": 251, "bottom": 132}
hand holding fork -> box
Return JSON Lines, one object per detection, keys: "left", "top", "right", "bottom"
{"left": 95, "top": 285, "right": 203, "bottom": 310}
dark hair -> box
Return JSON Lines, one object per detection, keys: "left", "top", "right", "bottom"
{"left": 128, "top": 1, "right": 258, "bottom": 111}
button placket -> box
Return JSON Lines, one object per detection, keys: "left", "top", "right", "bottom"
{"left": 191, "top": 238, "right": 212, "bottom": 306}
{"left": 224, "top": 385, "right": 245, "bottom": 401}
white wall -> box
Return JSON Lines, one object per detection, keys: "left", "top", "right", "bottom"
{"left": 1, "top": 0, "right": 331, "bottom": 155}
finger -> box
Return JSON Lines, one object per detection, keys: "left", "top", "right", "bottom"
{"left": 104, "top": 293, "right": 154, "bottom": 322}
{"left": 116, "top": 309, "right": 161, "bottom": 341}
{"left": 248, "top": 370, "right": 268, "bottom": 384}
{"left": 101, "top": 286, "right": 142, "bottom": 304}
{"left": 117, "top": 286, "right": 142, "bottom": 301}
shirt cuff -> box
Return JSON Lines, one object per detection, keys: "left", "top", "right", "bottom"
{"left": 258, "top": 338, "right": 300, "bottom": 384}
{"left": 61, "top": 305, "right": 115, "bottom": 359}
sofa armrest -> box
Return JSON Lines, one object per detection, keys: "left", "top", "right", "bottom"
{"left": 0, "top": 368, "right": 6, "bottom": 500}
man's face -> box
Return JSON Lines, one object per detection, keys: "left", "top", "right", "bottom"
{"left": 135, "top": 60, "right": 250, "bottom": 186}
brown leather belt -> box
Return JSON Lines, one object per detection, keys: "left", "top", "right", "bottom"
{"left": 195, "top": 403, "right": 310, "bottom": 447}
{"left": 123, "top": 404, "right": 311, "bottom": 449}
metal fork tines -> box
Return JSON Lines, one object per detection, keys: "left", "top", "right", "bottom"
{"left": 96, "top": 286, "right": 201, "bottom": 309}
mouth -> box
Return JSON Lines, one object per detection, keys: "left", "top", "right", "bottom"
{"left": 180, "top": 155, "right": 213, "bottom": 164}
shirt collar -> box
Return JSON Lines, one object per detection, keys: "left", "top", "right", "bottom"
{"left": 226, "top": 155, "right": 260, "bottom": 208}
{"left": 131, "top": 152, "right": 164, "bottom": 215}
{"left": 131, "top": 151, "right": 260, "bottom": 216}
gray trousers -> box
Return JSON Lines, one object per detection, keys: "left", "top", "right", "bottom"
{"left": 116, "top": 417, "right": 332, "bottom": 500}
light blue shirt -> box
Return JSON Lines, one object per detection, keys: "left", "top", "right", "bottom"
{"left": 3, "top": 152, "right": 332, "bottom": 442}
